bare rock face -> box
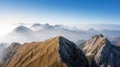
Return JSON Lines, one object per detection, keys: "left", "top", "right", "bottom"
{"left": 0, "top": 36, "right": 89, "bottom": 67}
{"left": 91, "top": 39, "right": 120, "bottom": 67}
{"left": 83, "top": 34, "right": 120, "bottom": 67}
{"left": 83, "top": 34, "right": 106, "bottom": 63}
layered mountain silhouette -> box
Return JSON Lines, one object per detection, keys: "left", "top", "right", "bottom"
{"left": 0, "top": 25, "right": 36, "bottom": 43}
{"left": 0, "top": 36, "right": 89, "bottom": 67}
{"left": 81, "top": 34, "right": 120, "bottom": 67}
{"left": 31, "top": 23, "right": 55, "bottom": 31}
{"left": 31, "top": 23, "right": 42, "bottom": 28}
{"left": 1, "top": 23, "right": 120, "bottom": 44}
{"left": 101, "top": 30, "right": 120, "bottom": 38}
{"left": 30, "top": 23, "right": 120, "bottom": 44}
{"left": 87, "top": 28, "right": 99, "bottom": 34}
{"left": 13, "top": 25, "right": 33, "bottom": 33}
{"left": 1, "top": 23, "right": 98, "bottom": 43}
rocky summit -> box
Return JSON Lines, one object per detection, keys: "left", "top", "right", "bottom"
{"left": 0, "top": 36, "right": 89, "bottom": 67}
{"left": 92, "top": 38, "right": 120, "bottom": 67}
{"left": 82, "top": 34, "right": 120, "bottom": 67}
{"left": 82, "top": 34, "right": 106, "bottom": 64}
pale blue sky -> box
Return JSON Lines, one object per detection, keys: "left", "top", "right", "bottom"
{"left": 0, "top": 0, "right": 120, "bottom": 25}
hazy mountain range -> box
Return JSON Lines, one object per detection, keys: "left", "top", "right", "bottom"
{"left": 0, "top": 23, "right": 96, "bottom": 43}
{"left": 0, "top": 23, "right": 120, "bottom": 45}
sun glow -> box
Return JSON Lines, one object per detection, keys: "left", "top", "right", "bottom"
{"left": 0, "top": 24, "right": 15, "bottom": 38}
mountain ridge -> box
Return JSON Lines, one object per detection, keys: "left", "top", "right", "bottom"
{"left": 0, "top": 36, "right": 89, "bottom": 67}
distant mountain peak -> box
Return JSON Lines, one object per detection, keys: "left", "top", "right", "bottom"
{"left": 89, "top": 28, "right": 95, "bottom": 30}
{"left": 45, "top": 23, "right": 49, "bottom": 26}
{"left": 31, "top": 23, "right": 42, "bottom": 27}
{"left": 88, "top": 28, "right": 98, "bottom": 32}
{"left": 87, "top": 28, "right": 99, "bottom": 35}
{"left": 15, "top": 25, "right": 26, "bottom": 29}
{"left": 83, "top": 34, "right": 107, "bottom": 56}
{"left": 13, "top": 25, "right": 32, "bottom": 33}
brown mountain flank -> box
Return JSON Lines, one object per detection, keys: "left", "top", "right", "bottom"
{"left": 0, "top": 43, "right": 21, "bottom": 67}
{"left": 7, "top": 36, "right": 66, "bottom": 67}
{"left": 1, "top": 36, "right": 89, "bottom": 67}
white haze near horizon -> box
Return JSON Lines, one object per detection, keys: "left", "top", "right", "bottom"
{"left": 0, "top": 23, "right": 120, "bottom": 39}
{"left": 0, "top": 24, "right": 29, "bottom": 39}
{"left": 0, "top": 24, "right": 14, "bottom": 38}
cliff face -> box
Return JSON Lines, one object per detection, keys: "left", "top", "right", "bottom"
{"left": 1, "top": 36, "right": 89, "bottom": 67}
{"left": 82, "top": 34, "right": 120, "bottom": 67}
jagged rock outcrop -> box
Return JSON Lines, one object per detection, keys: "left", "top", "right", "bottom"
{"left": 82, "top": 34, "right": 105, "bottom": 63}
{"left": 0, "top": 36, "right": 89, "bottom": 67}
{"left": 82, "top": 34, "right": 120, "bottom": 67}
{"left": 91, "top": 39, "right": 120, "bottom": 67}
